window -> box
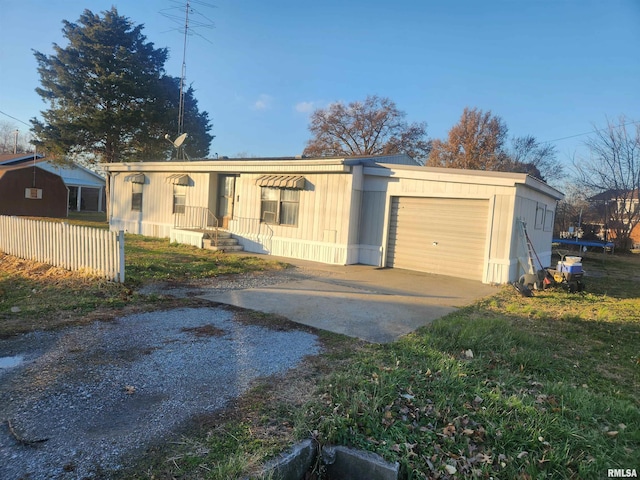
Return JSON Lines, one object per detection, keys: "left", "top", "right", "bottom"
{"left": 173, "top": 184, "right": 186, "bottom": 214}
{"left": 131, "top": 182, "right": 143, "bottom": 211}
{"left": 535, "top": 203, "right": 545, "bottom": 229}
{"left": 260, "top": 187, "right": 299, "bottom": 225}
{"left": 544, "top": 208, "right": 554, "bottom": 232}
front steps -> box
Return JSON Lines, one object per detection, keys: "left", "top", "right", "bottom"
{"left": 203, "top": 230, "right": 244, "bottom": 253}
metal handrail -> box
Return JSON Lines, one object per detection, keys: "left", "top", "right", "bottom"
{"left": 174, "top": 206, "right": 219, "bottom": 247}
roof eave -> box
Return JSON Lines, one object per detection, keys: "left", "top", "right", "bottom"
{"left": 366, "top": 164, "right": 565, "bottom": 200}
{"left": 101, "top": 158, "right": 353, "bottom": 174}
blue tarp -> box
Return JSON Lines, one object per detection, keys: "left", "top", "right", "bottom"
{"left": 553, "top": 238, "right": 615, "bottom": 250}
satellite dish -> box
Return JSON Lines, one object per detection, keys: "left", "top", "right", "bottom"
{"left": 164, "top": 132, "right": 190, "bottom": 161}
{"left": 173, "top": 132, "right": 187, "bottom": 148}
{"left": 164, "top": 132, "right": 188, "bottom": 148}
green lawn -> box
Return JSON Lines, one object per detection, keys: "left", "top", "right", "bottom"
{"left": 128, "top": 254, "right": 639, "bottom": 479}
{"left": 1, "top": 215, "right": 638, "bottom": 478}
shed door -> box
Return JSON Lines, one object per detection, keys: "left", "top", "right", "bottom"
{"left": 386, "top": 197, "right": 489, "bottom": 281}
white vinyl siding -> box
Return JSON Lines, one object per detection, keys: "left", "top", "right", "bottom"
{"left": 387, "top": 197, "right": 489, "bottom": 281}
{"left": 104, "top": 159, "right": 562, "bottom": 282}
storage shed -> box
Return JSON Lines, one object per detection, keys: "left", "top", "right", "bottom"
{"left": 103, "top": 155, "right": 563, "bottom": 284}
{"left": 0, "top": 163, "right": 68, "bottom": 217}
{"left": 0, "top": 154, "right": 105, "bottom": 212}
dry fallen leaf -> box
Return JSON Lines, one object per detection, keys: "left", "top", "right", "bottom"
{"left": 124, "top": 385, "right": 136, "bottom": 395}
{"left": 517, "top": 451, "right": 529, "bottom": 459}
{"left": 442, "top": 424, "right": 456, "bottom": 437}
{"left": 444, "top": 464, "right": 457, "bottom": 474}
{"left": 475, "top": 453, "right": 492, "bottom": 464}
{"left": 606, "top": 431, "right": 619, "bottom": 437}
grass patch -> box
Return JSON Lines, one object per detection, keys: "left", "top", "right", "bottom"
{"left": 0, "top": 215, "right": 286, "bottom": 337}
{"left": 124, "top": 234, "right": 286, "bottom": 287}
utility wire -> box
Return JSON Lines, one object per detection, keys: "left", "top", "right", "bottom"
{"left": 542, "top": 119, "right": 640, "bottom": 145}
{"left": 0, "top": 110, "right": 31, "bottom": 127}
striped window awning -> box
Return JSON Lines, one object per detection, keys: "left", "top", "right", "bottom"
{"left": 256, "top": 175, "right": 306, "bottom": 189}
{"left": 126, "top": 173, "right": 146, "bottom": 184}
{"left": 166, "top": 174, "right": 190, "bottom": 186}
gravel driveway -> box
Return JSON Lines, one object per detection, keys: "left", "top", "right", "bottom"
{"left": 0, "top": 305, "right": 320, "bottom": 479}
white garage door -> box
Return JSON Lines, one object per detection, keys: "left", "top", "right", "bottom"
{"left": 387, "top": 197, "right": 489, "bottom": 281}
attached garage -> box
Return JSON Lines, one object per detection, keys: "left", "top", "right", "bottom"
{"left": 361, "top": 163, "right": 564, "bottom": 284}
{"left": 387, "top": 197, "right": 489, "bottom": 280}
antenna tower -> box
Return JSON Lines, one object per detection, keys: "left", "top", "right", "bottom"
{"left": 160, "top": 0, "right": 215, "bottom": 160}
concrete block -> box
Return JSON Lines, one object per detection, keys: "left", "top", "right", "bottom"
{"left": 261, "top": 439, "right": 316, "bottom": 480}
{"left": 322, "top": 445, "right": 399, "bottom": 480}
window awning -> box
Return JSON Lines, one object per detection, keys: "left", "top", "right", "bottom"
{"left": 125, "top": 173, "right": 146, "bottom": 184}
{"left": 166, "top": 174, "right": 190, "bottom": 186}
{"left": 256, "top": 175, "right": 305, "bottom": 189}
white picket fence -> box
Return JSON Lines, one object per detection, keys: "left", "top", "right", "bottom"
{"left": 0, "top": 216, "right": 125, "bottom": 282}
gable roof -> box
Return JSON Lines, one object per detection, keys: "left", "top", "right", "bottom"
{"left": 0, "top": 162, "right": 61, "bottom": 182}
{"left": 40, "top": 161, "right": 105, "bottom": 186}
{"left": 0, "top": 153, "right": 45, "bottom": 166}
{"left": 589, "top": 189, "right": 640, "bottom": 202}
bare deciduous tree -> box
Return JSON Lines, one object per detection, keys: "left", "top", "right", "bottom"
{"left": 303, "top": 95, "right": 431, "bottom": 163}
{"left": 508, "top": 135, "right": 562, "bottom": 183}
{"left": 0, "top": 121, "right": 33, "bottom": 154}
{"left": 575, "top": 116, "right": 640, "bottom": 250}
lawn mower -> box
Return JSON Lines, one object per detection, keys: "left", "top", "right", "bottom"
{"left": 513, "top": 220, "right": 585, "bottom": 296}
{"left": 545, "top": 254, "right": 585, "bottom": 293}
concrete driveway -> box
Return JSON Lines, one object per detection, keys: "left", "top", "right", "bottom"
{"left": 199, "top": 258, "right": 497, "bottom": 343}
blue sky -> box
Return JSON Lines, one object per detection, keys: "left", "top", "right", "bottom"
{"left": 0, "top": 0, "right": 638, "bottom": 167}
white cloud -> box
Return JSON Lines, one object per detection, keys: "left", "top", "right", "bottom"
{"left": 295, "top": 101, "right": 315, "bottom": 113}
{"left": 253, "top": 94, "right": 273, "bottom": 110}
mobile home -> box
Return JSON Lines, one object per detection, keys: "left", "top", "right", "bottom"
{"left": 103, "top": 154, "right": 563, "bottom": 284}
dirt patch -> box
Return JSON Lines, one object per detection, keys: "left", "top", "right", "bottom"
{"left": 181, "top": 323, "right": 227, "bottom": 337}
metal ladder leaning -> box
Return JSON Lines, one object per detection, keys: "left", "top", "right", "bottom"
{"left": 517, "top": 219, "right": 537, "bottom": 275}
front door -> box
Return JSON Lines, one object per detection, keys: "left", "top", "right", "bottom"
{"left": 217, "top": 175, "right": 236, "bottom": 229}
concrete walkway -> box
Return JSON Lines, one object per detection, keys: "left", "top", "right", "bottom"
{"left": 199, "top": 258, "right": 497, "bottom": 343}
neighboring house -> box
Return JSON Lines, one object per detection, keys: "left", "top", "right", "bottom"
{"left": 0, "top": 162, "right": 68, "bottom": 217}
{"left": 589, "top": 189, "right": 640, "bottom": 248}
{"left": 102, "top": 154, "right": 563, "bottom": 284}
{"left": 0, "top": 154, "right": 105, "bottom": 212}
